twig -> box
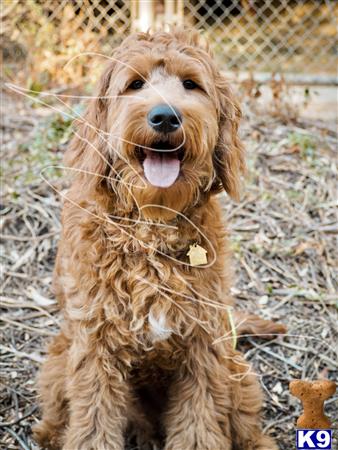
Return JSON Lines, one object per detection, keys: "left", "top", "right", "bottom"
{"left": 0, "top": 317, "right": 56, "bottom": 336}
{"left": 0, "top": 406, "right": 38, "bottom": 428}
{"left": 2, "top": 427, "right": 30, "bottom": 450}
{"left": 0, "top": 345, "right": 44, "bottom": 363}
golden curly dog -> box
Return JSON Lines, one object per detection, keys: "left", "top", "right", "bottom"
{"left": 34, "top": 29, "right": 284, "bottom": 450}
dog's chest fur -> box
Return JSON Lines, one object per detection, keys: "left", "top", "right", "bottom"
{"left": 59, "top": 199, "right": 228, "bottom": 351}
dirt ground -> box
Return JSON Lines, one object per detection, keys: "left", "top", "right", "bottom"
{"left": 1, "top": 83, "right": 337, "bottom": 449}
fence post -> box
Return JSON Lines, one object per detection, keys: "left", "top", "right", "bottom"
{"left": 131, "top": 0, "right": 155, "bottom": 32}
{"left": 165, "top": 0, "right": 184, "bottom": 26}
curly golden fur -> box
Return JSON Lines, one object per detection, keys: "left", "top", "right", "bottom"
{"left": 34, "top": 29, "right": 283, "bottom": 449}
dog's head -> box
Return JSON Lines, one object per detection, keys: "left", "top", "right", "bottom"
{"left": 67, "top": 29, "right": 245, "bottom": 220}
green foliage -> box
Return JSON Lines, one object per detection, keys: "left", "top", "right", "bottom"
{"left": 2, "top": 111, "right": 77, "bottom": 197}
{"left": 25, "top": 113, "right": 74, "bottom": 180}
{"left": 288, "top": 132, "right": 316, "bottom": 158}
{"left": 31, "top": 113, "right": 73, "bottom": 152}
{"left": 230, "top": 235, "right": 243, "bottom": 255}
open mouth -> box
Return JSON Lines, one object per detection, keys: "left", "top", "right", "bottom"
{"left": 136, "top": 141, "right": 184, "bottom": 188}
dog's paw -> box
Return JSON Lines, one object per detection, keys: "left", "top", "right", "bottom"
{"left": 33, "top": 421, "right": 63, "bottom": 450}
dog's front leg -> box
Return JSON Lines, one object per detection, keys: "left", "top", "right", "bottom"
{"left": 63, "top": 338, "right": 130, "bottom": 450}
{"left": 33, "top": 333, "right": 69, "bottom": 449}
{"left": 164, "top": 338, "right": 232, "bottom": 450}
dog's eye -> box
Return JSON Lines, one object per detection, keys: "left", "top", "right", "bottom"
{"left": 128, "top": 79, "right": 145, "bottom": 90}
{"left": 183, "top": 79, "right": 198, "bottom": 90}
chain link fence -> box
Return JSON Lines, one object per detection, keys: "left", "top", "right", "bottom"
{"left": 2, "top": 0, "right": 337, "bottom": 86}
{"left": 185, "top": 0, "right": 337, "bottom": 75}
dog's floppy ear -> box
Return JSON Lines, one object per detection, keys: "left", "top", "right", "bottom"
{"left": 212, "top": 76, "right": 245, "bottom": 200}
{"left": 64, "top": 61, "right": 116, "bottom": 188}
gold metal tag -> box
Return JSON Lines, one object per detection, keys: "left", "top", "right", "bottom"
{"left": 187, "top": 243, "right": 208, "bottom": 266}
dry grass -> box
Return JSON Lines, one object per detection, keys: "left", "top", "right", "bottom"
{"left": 0, "top": 86, "right": 337, "bottom": 449}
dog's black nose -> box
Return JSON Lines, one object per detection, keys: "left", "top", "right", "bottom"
{"left": 147, "top": 104, "right": 182, "bottom": 133}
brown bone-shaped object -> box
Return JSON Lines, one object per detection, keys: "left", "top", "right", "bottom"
{"left": 290, "top": 379, "right": 336, "bottom": 429}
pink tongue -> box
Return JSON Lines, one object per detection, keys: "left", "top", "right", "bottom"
{"left": 143, "top": 152, "right": 180, "bottom": 188}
